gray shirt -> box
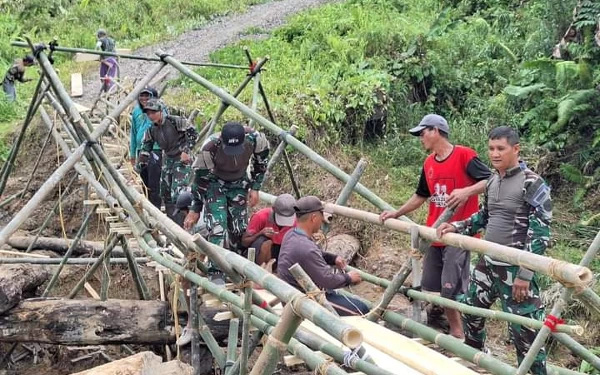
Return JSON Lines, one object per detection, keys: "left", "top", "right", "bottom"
{"left": 278, "top": 229, "right": 351, "bottom": 290}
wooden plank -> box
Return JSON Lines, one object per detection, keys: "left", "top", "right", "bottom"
{"left": 84, "top": 283, "right": 101, "bottom": 300}
{"left": 343, "top": 316, "right": 479, "bottom": 375}
{"left": 0, "top": 250, "right": 50, "bottom": 258}
{"left": 71, "top": 73, "right": 83, "bottom": 97}
{"left": 300, "top": 320, "right": 423, "bottom": 375}
{"left": 84, "top": 200, "right": 106, "bottom": 206}
{"left": 73, "top": 102, "right": 90, "bottom": 113}
{"left": 213, "top": 312, "right": 234, "bottom": 322}
{"left": 74, "top": 53, "right": 99, "bottom": 62}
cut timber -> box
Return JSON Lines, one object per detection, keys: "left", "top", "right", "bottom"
{"left": 7, "top": 236, "right": 142, "bottom": 257}
{"left": 325, "top": 234, "right": 361, "bottom": 263}
{"left": 74, "top": 53, "right": 99, "bottom": 62}
{"left": 0, "top": 264, "right": 50, "bottom": 313}
{"left": 0, "top": 299, "right": 174, "bottom": 345}
{"left": 70, "top": 351, "right": 193, "bottom": 375}
{"left": 71, "top": 73, "right": 83, "bottom": 97}
{"left": 300, "top": 320, "right": 423, "bottom": 375}
{"left": 344, "top": 316, "right": 479, "bottom": 375}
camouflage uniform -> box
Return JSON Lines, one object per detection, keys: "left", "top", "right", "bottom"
{"left": 452, "top": 163, "right": 552, "bottom": 375}
{"left": 190, "top": 127, "right": 269, "bottom": 254}
{"left": 140, "top": 114, "right": 198, "bottom": 217}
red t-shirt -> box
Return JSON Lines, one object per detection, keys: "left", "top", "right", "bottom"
{"left": 421, "top": 146, "right": 481, "bottom": 245}
{"left": 246, "top": 208, "right": 294, "bottom": 245}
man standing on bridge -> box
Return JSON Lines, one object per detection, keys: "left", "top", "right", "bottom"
{"left": 379, "top": 114, "right": 491, "bottom": 338}
{"left": 437, "top": 126, "right": 552, "bottom": 374}
{"left": 184, "top": 122, "right": 269, "bottom": 279}
{"left": 139, "top": 98, "right": 198, "bottom": 218}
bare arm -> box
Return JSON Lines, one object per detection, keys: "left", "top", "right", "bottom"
{"left": 382, "top": 194, "right": 427, "bottom": 221}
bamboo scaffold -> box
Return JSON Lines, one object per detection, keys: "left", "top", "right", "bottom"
{"left": 3, "top": 42, "right": 598, "bottom": 375}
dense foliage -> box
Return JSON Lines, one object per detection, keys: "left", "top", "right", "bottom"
{"left": 182, "top": 0, "right": 599, "bottom": 205}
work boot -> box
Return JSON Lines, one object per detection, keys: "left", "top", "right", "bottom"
{"left": 426, "top": 304, "right": 450, "bottom": 333}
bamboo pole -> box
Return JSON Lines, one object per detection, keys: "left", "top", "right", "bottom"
{"left": 0, "top": 257, "right": 147, "bottom": 264}
{"left": 338, "top": 290, "right": 583, "bottom": 375}
{"left": 238, "top": 248, "right": 256, "bottom": 375}
{"left": 42, "top": 205, "right": 98, "bottom": 297}
{"left": 263, "top": 125, "right": 298, "bottom": 185}
{"left": 335, "top": 158, "right": 367, "bottom": 207}
{"left": 137, "top": 238, "right": 363, "bottom": 349}
{"left": 247, "top": 70, "right": 260, "bottom": 129}
{"left": 516, "top": 229, "right": 600, "bottom": 374}
{"left": 24, "top": 174, "right": 78, "bottom": 253}
{"left": 553, "top": 332, "right": 600, "bottom": 370}
{"left": 225, "top": 318, "right": 240, "bottom": 375}
{"left": 21, "top": 125, "right": 55, "bottom": 198}
{"left": 410, "top": 226, "right": 423, "bottom": 323}
{"left": 11, "top": 41, "right": 249, "bottom": 70}
{"left": 0, "top": 54, "right": 164, "bottom": 249}
{"left": 199, "top": 57, "right": 269, "bottom": 143}
{"left": 0, "top": 189, "right": 25, "bottom": 209}
{"left": 317, "top": 202, "right": 591, "bottom": 287}
{"left": 156, "top": 50, "right": 399, "bottom": 213}
{"left": 196, "top": 302, "right": 227, "bottom": 370}
{"left": 574, "top": 288, "right": 600, "bottom": 318}
{"left": 190, "top": 283, "right": 201, "bottom": 375}
{"left": 120, "top": 236, "right": 150, "bottom": 300}
{"left": 249, "top": 302, "right": 303, "bottom": 375}
{"left": 289, "top": 263, "right": 338, "bottom": 316}
{"left": 0, "top": 77, "right": 48, "bottom": 197}
{"left": 158, "top": 270, "right": 173, "bottom": 361}
{"left": 68, "top": 234, "right": 119, "bottom": 298}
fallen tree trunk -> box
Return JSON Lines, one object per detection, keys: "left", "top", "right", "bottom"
{"left": 324, "top": 233, "right": 361, "bottom": 263}
{"left": 0, "top": 264, "right": 50, "bottom": 313}
{"left": 0, "top": 299, "right": 174, "bottom": 344}
{"left": 71, "top": 351, "right": 194, "bottom": 375}
{"left": 7, "top": 236, "right": 142, "bottom": 257}
{"left": 0, "top": 299, "right": 231, "bottom": 346}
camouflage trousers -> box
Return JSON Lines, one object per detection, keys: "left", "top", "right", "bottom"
{"left": 464, "top": 257, "right": 547, "bottom": 375}
{"left": 203, "top": 178, "right": 249, "bottom": 255}
{"left": 160, "top": 157, "right": 191, "bottom": 206}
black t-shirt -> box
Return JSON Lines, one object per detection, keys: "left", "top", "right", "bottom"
{"left": 415, "top": 156, "right": 491, "bottom": 197}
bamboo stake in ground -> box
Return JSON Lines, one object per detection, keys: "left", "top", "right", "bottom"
{"left": 263, "top": 125, "right": 298, "bottom": 185}
{"left": 516, "top": 229, "right": 600, "bottom": 374}
{"left": 121, "top": 236, "right": 150, "bottom": 300}
{"left": 238, "top": 248, "right": 256, "bottom": 375}
{"left": 68, "top": 234, "right": 119, "bottom": 299}
{"left": 225, "top": 318, "right": 240, "bottom": 375}
{"left": 249, "top": 301, "right": 303, "bottom": 375}
{"left": 42, "top": 205, "right": 98, "bottom": 297}
{"left": 190, "top": 283, "right": 201, "bottom": 375}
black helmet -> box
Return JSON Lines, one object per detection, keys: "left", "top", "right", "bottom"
{"left": 139, "top": 86, "right": 158, "bottom": 98}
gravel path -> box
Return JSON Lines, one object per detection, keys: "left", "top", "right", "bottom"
{"left": 82, "top": 0, "right": 339, "bottom": 102}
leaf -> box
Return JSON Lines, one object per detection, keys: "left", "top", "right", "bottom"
{"left": 559, "top": 163, "right": 585, "bottom": 184}
{"left": 503, "top": 83, "right": 548, "bottom": 98}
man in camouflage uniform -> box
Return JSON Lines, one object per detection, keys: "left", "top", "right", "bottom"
{"left": 184, "top": 121, "right": 269, "bottom": 257}
{"left": 139, "top": 98, "right": 198, "bottom": 219}
{"left": 438, "top": 126, "right": 552, "bottom": 375}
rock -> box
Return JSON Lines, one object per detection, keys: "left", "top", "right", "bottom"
{"left": 324, "top": 234, "right": 361, "bottom": 263}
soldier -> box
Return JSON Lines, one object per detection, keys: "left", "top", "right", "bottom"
{"left": 130, "top": 87, "right": 162, "bottom": 208}
{"left": 2, "top": 55, "right": 35, "bottom": 102}
{"left": 437, "top": 126, "right": 552, "bottom": 375}
{"left": 183, "top": 122, "right": 269, "bottom": 275}
{"left": 95, "top": 29, "right": 118, "bottom": 92}
{"left": 139, "top": 98, "right": 198, "bottom": 218}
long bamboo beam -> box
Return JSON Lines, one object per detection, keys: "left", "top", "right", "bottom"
{"left": 0, "top": 257, "right": 148, "bottom": 264}
{"left": 156, "top": 50, "right": 400, "bottom": 213}
{"left": 325, "top": 203, "right": 591, "bottom": 287}
{"left": 10, "top": 41, "right": 248, "bottom": 70}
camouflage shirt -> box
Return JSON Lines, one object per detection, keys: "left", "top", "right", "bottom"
{"left": 190, "top": 127, "right": 269, "bottom": 211}
{"left": 451, "top": 163, "right": 552, "bottom": 280}
{"left": 141, "top": 115, "right": 198, "bottom": 159}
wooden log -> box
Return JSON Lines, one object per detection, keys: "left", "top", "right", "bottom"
{"left": 7, "top": 236, "right": 142, "bottom": 257}
{"left": 0, "top": 299, "right": 174, "bottom": 345}
{"left": 70, "top": 351, "right": 193, "bottom": 375}
{"left": 324, "top": 233, "right": 361, "bottom": 263}
{"left": 0, "top": 264, "right": 50, "bottom": 313}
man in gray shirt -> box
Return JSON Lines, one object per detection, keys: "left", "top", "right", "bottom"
{"left": 278, "top": 196, "right": 367, "bottom": 316}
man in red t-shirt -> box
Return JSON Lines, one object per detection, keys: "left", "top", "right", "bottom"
{"left": 380, "top": 114, "right": 491, "bottom": 338}
{"left": 241, "top": 193, "right": 296, "bottom": 267}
